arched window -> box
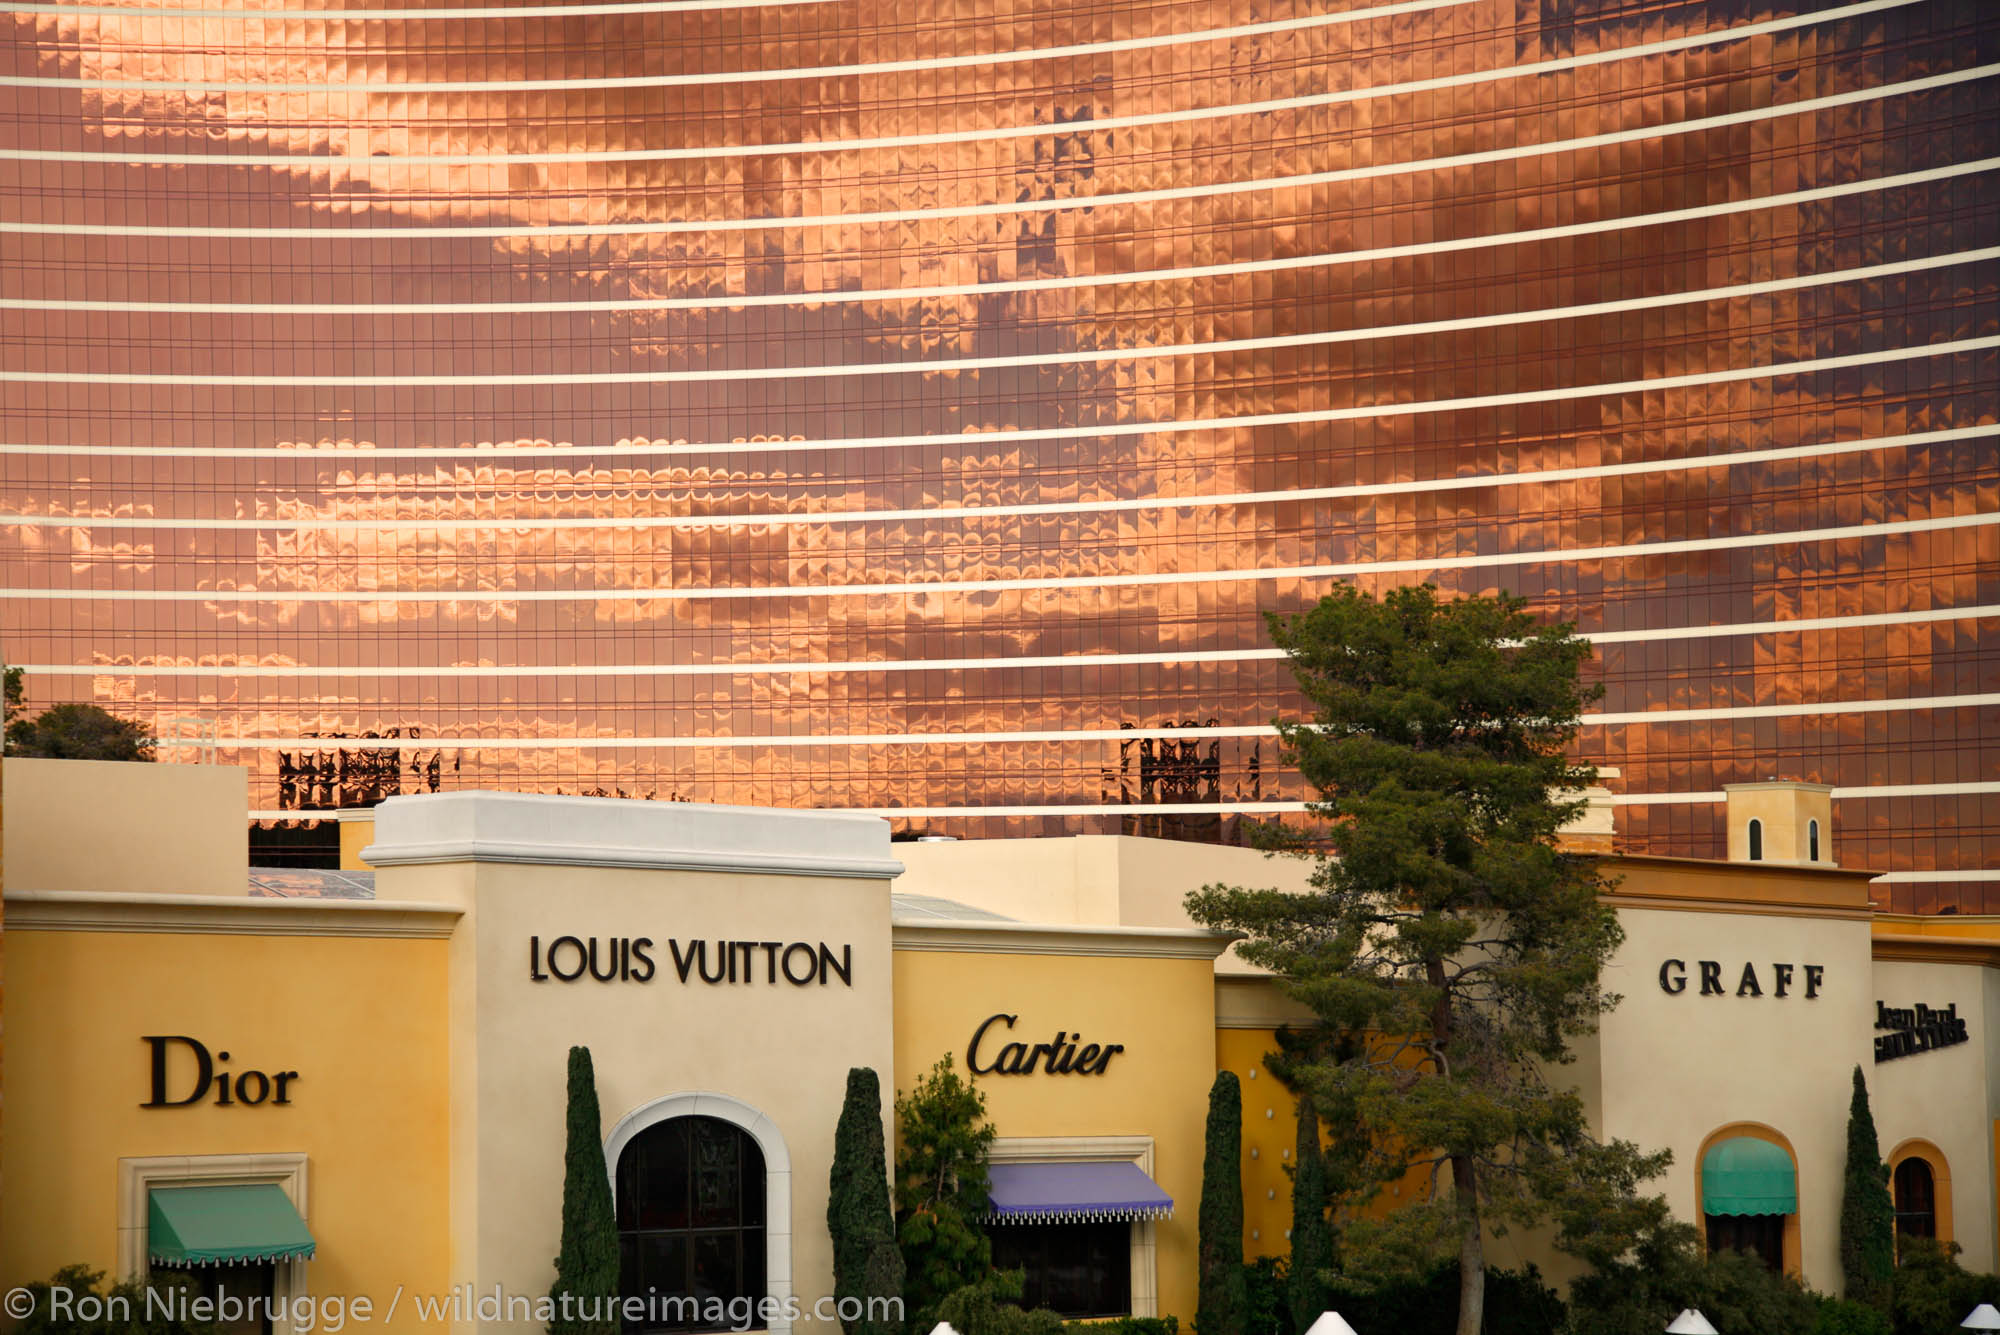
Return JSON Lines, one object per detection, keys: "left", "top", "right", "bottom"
{"left": 1747, "top": 819, "right": 1764, "bottom": 861}
{"left": 615, "top": 1116, "right": 766, "bottom": 1329}
{"left": 1894, "top": 1157, "right": 1937, "bottom": 1240}
{"left": 1700, "top": 1131, "right": 1798, "bottom": 1275}
{"left": 1808, "top": 819, "right": 1821, "bottom": 862}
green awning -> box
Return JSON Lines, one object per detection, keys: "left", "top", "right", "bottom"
{"left": 149, "top": 1185, "right": 315, "bottom": 1267}
{"left": 1702, "top": 1137, "right": 1797, "bottom": 1217}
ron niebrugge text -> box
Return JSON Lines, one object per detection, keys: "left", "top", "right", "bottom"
{"left": 13, "top": 1284, "right": 901, "bottom": 1331}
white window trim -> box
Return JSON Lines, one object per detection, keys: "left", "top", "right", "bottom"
{"left": 117, "top": 1153, "right": 311, "bottom": 1335}
{"left": 603, "top": 1091, "right": 793, "bottom": 1335}
{"left": 987, "top": 1135, "right": 1160, "bottom": 1318}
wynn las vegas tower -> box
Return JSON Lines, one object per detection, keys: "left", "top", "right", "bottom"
{"left": 1, "top": 0, "right": 1995, "bottom": 909}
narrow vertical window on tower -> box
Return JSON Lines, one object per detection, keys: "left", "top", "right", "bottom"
{"left": 1748, "top": 820, "right": 1765, "bottom": 862}
{"left": 1809, "top": 820, "right": 1821, "bottom": 863}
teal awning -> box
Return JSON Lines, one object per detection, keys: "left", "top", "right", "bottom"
{"left": 1702, "top": 1138, "right": 1797, "bottom": 1217}
{"left": 149, "top": 1185, "right": 315, "bottom": 1266}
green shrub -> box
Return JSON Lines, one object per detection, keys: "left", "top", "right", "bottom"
{"left": 1063, "top": 1318, "right": 1178, "bottom": 1335}
{"left": 1814, "top": 1298, "right": 1892, "bottom": 1335}
{"left": 1889, "top": 1238, "right": 2000, "bottom": 1335}
{"left": 11, "top": 1265, "right": 215, "bottom": 1335}
{"left": 934, "top": 1271, "right": 1065, "bottom": 1335}
{"left": 1324, "top": 1263, "right": 1562, "bottom": 1335}
{"left": 1242, "top": 1255, "right": 1290, "bottom": 1335}
{"left": 1567, "top": 1221, "right": 1818, "bottom": 1335}
{"left": 896, "top": 1055, "right": 997, "bottom": 1330}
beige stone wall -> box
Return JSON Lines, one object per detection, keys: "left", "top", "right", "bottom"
{"left": 367, "top": 794, "right": 901, "bottom": 1335}
{"left": 1596, "top": 904, "right": 1877, "bottom": 1291}
{"left": 1724, "top": 782, "right": 1836, "bottom": 866}
{"left": 892, "top": 835, "right": 1313, "bottom": 975}
{"left": 1868, "top": 958, "right": 1997, "bottom": 1270}
{"left": 2, "top": 758, "right": 247, "bottom": 895}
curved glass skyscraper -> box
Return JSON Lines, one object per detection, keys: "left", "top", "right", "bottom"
{"left": 3, "top": 0, "right": 1995, "bottom": 908}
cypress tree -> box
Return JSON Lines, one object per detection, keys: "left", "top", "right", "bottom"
{"left": 549, "top": 1046, "right": 619, "bottom": 1335}
{"left": 1198, "top": 1070, "right": 1250, "bottom": 1335}
{"left": 828, "top": 1067, "right": 905, "bottom": 1335}
{"left": 1286, "top": 1095, "right": 1334, "bottom": 1334}
{"left": 1839, "top": 1065, "right": 1896, "bottom": 1309}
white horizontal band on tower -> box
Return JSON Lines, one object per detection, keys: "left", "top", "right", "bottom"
{"left": 5, "top": 324, "right": 1990, "bottom": 462}
{"left": 0, "top": 0, "right": 1908, "bottom": 160}
{"left": 0, "top": 163, "right": 1983, "bottom": 310}
{"left": 0, "top": 0, "right": 1473, "bottom": 92}
{"left": 1871, "top": 871, "right": 2000, "bottom": 882}
{"left": 8, "top": 425, "right": 1991, "bottom": 533}
{"left": 3, "top": 64, "right": 1985, "bottom": 251}
{"left": 238, "top": 781, "right": 2000, "bottom": 822}
{"left": 16, "top": 603, "right": 1999, "bottom": 680}
{"left": 8, "top": 276, "right": 1996, "bottom": 388}
{"left": 5, "top": 0, "right": 843, "bottom": 15}
{"left": 7, "top": 151, "right": 1984, "bottom": 247}
{"left": 122, "top": 692, "right": 2000, "bottom": 752}
{"left": 13, "top": 234, "right": 1983, "bottom": 321}
{"left": 8, "top": 510, "right": 1996, "bottom": 603}
{"left": 1613, "top": 782, "right": 2000, "bottom": 806}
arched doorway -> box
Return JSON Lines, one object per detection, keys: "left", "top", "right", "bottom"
{"left": 612, "top": 1113, "right": 770, "bottom": 1330}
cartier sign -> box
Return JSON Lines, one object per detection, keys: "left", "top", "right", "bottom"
{"left": 966, "top": 1013, "right": 1124, "bottom": 1076}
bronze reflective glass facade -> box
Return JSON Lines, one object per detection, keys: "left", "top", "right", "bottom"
{"left": 2, "top": 0, "right": 1995, "bottom": 908}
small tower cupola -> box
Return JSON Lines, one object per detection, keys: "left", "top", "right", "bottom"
{"left": 1723, "top": 780, "right": 1836, "bottom": 866}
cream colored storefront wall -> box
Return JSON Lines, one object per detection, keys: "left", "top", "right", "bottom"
{"left": 0, "top": 926, "right": 452, "bottom": 1330}
{"left": 892, "top": 836, "right": 1313, "bottom": 936}
{"left": 1596, "top": 904, "right": 1875, "bottom": 1290}
{"left": 891, "top": 939, "right": 1225, "bottom": 1322}
{"left": 365, "top": 794, "right": 900, "bottom": 1335}
{"left": 1868, "top": 958, "right": 1997, "bottom": 1270}
{"left": 1, "top": 758, "right": 247, "bottom": 897}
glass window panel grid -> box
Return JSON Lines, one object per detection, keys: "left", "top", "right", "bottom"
{"left": 4, "top": 0, "right": 1994, "bottom": 904}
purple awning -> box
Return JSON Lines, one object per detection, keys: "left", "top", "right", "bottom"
{"left": 985, "top": 1161, "right": 1174, "bottom": 1224}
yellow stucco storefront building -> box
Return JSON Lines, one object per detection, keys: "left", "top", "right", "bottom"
{"left": 2, "top": 758, "right": 1996, "bottom": 1330}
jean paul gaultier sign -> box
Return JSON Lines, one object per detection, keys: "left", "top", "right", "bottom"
{"left": 1874, "top": 1001, "right": 1970, "bottom": 1062}
{"left": 528, "top": 935, "right": 855, "bottom": 987}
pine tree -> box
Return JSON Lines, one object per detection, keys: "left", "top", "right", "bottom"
{"left": 549, "top": 1046, "right": 619, "bottom": 1335}
{"left": 1286, "top": 1095, "right": 1334, "bottom": 1333}
{"left": 828, "top": 1067, "right": 905, "bottom": 1335}
{"left": 1198, "top": 1070, "right": 1250, "bottom": 1335}
{"left": 1840, "top": 1065, "right": 1897, "bottom": 1309}
{"left": 896, "top": 1055, "right": 997, "bottom": 1328}
{"left": 1187, "top": 583, "right": 1671, "bottom": 1335}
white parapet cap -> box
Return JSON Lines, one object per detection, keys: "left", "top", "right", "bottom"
{"left": 892, "top": 918, "right": 1242, "bottom": 960}
{"left": 361, "top": 790, "right": 905, "bottom": 880}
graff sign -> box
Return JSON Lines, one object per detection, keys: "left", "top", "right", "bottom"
{"left": 1657, "top": 959, "right": 1824, "bottom": 998}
